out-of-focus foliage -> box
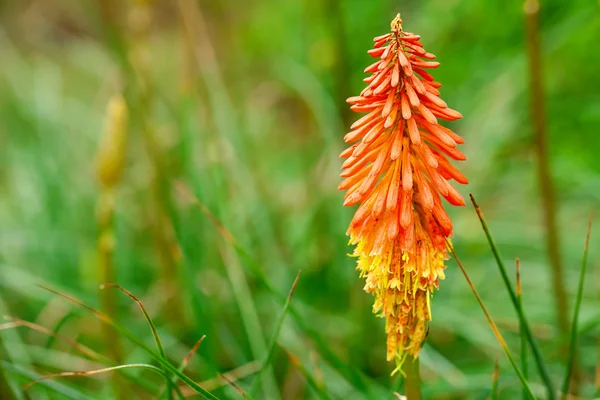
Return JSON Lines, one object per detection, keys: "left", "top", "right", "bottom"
{"left": 0, "top": 0, "right": 599, "bottom": 398}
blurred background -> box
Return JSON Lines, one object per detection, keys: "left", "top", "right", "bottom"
{"left": 1, "top": 0, "right": 599, "bottom": 399}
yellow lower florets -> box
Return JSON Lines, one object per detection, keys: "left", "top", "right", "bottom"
{"left": 352, "top": 232, "right": 447, "bottom": 369}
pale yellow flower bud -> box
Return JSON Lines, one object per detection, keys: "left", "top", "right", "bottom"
{"left": 96, "top": 95, "right": 128, "bottom": 188}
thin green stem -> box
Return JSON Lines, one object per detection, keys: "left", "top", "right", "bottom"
{"left": 561, "top": 213, "right": 593, "bottom": 399}
{"left": 101, "top": 284, "right": 173, "bottom": 399}
{"left": 96, "top": 189, "right": 126, "bottom": 399}
{"left": 470, "top": 194, "right": 554, "bottom": 399}
{"left": 517, "top": 259, "right": 529, "bottom": 400}
{"left": 491, "top": 357, "right": 500, "bottom": 400}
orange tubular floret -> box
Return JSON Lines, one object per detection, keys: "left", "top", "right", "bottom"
{"left": 339, "top": 13, "right": 467, "bottom": 371}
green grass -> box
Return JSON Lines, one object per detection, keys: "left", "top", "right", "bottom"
{"left": 0, "top": 0, "right": 599, "bottom": 398}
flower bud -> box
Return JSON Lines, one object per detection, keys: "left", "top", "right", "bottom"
{"left": 96, "top": 95, "right": 128, "bottom": 188}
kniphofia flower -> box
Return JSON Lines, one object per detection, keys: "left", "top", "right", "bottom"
{"left": 339, "top": 14, "right": 468, "bottom": 370}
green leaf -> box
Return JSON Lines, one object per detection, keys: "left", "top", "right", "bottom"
{"left": 560, "top": 214, "right": 593, "bottom": 399}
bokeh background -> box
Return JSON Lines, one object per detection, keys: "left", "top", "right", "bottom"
{"left": 1, "top": 0, "right": 599, "bottom": 399}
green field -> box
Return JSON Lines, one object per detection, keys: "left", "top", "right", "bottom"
{"left": 1, "top": 1, "right": 599, "bottom": 399}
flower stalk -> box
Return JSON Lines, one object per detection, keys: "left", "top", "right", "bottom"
{"left": 404, "top": 359, "right": 421, "bottom": 400}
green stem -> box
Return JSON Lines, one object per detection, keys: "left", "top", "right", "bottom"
{"left": 97, "top": 190, "right": 126, "bottom": 399}
{"left": 404, "top": 358, "right": 421, "bottom": 400}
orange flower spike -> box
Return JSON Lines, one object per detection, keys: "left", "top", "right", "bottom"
{"left": 339, "top": 13, "right": 467, "bottom": 372}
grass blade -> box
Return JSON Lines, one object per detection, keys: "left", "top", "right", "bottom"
{"left": 100, "top": 284, "right": 174, "bottom": 398}
{"left": 560, "top": 212, "right": 593, "bottom": 399}
{"left": 516, "top": 259, "right": 529, "bottom": 400}
{"left": 470, "top": 194, "right": 554, "bottom": 399}
{"left": 0, "top": 361, "right": 92, "bottom": 400}
{"left": 157, "top": 335, "right": 206, "bottom": 398}
{"left": 181, "top": 336, "right": 207, "bottom": 371}
{"left": 250, "top": 270, "right": 301, "bottom": 397}
{"left": 491, "top": 357, "right": 500, "bottom": 400}
{"left": 2, "top": 317, "right": 107, "bottom": 364}
{"left": 282, "top": 346, "right": 330, "bottom": 400}
{"left": 219, "top": 245, "right": 280, "bottom": 400}
{"left": 218, "top": 373, "right": 252, "bottom": 400}
{"left": 99, "top": 285, "right": 167, "bottom": 359}
{"left": 179, "top": 362, "right": 260, "bottom": 397}
{"left": 447, "top": 238, "right": 536, "bottom": 399}
{"left": 43, "top": 312, "right": 78, "bottom": 351}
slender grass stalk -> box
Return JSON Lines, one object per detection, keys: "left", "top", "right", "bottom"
{"left": 219, "top": 245, "right": 281, "bottom": 400}
{"left": 250, "top": 271, "right": 301, "bottom": 397}
{"left": 2, "top": 317, "right": 108, "bottom": 363}
{"left": 157, "top": 335, "right": 205, "bottom": 398}
{"left": 1, "top": 361, "right": 91, "bottom": 400}
{"left": 560, "top": 213, "right": 593, "bottom": 399}
{"left": 516, "top": 259, "right": 529, "bottom": 400}
{"left": 218, "top": 373, "right": 252, "bottom": 400}
{"left": 101, "top": 285, "right": 165, "bottom": 357}
{"left": 446, "top": 240, "right": 535, "bottom": 399}
{"left": 95, "top": 94, "right": 129, "bottom": 399}
{"left": 23, "top": 363, "right": 184, "bottom": 400}
{"left": 523, "top": 0, "right": 569, "bottom": 338}
{"left": 470, "top": 194, "right": 554, "bottom": 399}
{"left": 101, "top": 284, "right": 174, "bottom": 399}
{"left": 491, "top": 357, "right": 500, "bottom": 400}
{"left": 96, "top": 190, "right": 122, "bottom": 369}
{"left": 404, "top": 358, "right": 421, "bottom": 400}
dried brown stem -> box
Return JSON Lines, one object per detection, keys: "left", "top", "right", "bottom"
{"left": 524, "top": 0, "right": 569, "bottom": 336}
